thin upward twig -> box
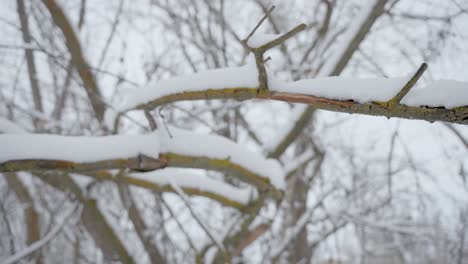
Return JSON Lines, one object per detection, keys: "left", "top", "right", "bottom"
{"left": 387, "top": 63, "right": 428, "bottom": 108}
{"left": 243, "top": 5, "right": 275, "bottom": 43}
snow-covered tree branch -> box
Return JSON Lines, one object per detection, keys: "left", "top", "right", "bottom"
{"left": 1, "top": 0, "right": 468, "bottom": 263}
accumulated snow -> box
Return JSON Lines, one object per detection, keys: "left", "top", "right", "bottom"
{"left": 130, "top": 168, "right": 256, "bottom": 205}
{"left": 271, "top": 76, "right": 411, "bottom": 103}
{"left": 105, "top": 49, "right": 466, "bottom": 116}
{"left": 117, "top": 60, "right": 258, "bottom": 111}
{"left": 159, "top": 127, "right": 285, "bottom": 189}
{"left": 402, "top": 80, "right": 468, "bottom": 108}
{"left": 0, "top": 133, "right": 160, "bottom": 163}
{"left": 247, "top": 32, "right": 282, "bottom": 48}
{"left": 1, "top": 126, "right": 284, "bottom": 189}
{"left": 271, "top": 76, "right": 468, "bottom": 108}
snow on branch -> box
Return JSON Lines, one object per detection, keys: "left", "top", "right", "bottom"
{"left": 103, "top": 3, "right": 467, "bottom": 127}
{"left": 133, "top": 168, "right": 256, "bottom": 206}
{"left": 78, "top": 169, "right": 256, "bottom": 209}
{"left": 109, "top": 60, "right": 468, "bottom": 125}
{"left": 0, "top": 127, "right": 285, "bottom": 194}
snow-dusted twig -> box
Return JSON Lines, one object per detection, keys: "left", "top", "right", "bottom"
{"left": 1, "top": 203, "right": 78, "bottom": 264}
{"left": 269, "top": 210, "right": 312, "bottom": 260}
{"left": 170, "top": 180, "right": 229, "bottom": 259}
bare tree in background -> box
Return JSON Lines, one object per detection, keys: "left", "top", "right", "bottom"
{"left": 1, "top": 0, "right": 468, "bottom": 263}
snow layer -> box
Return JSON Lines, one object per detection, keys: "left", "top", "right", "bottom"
{"left": 130, "top": 168, "right": 256, "bottom": 204}
{"left": 247, "top": 32, "right": 282, "bottom": 48}
{"left": 271, "top": 76, "right": 468, "bottom": 108}
{"left": 110, "top": 58, "right": 467, "bottom": 112}
{"left": 159, "top": 127, "right": 285, "bottom": 189}
{"left": 0, "top": 127, "right": 284, "bottom": 189}
{"left": 0, "top": 133, "right": 160, "bottom": 163}
{"left": 401, "top": 80, "right": 468, "bottom": 108}
{"left": 270, "top": 76, "right": 411, "bottom": 103}
{"left": 118, "top": 61, "right": 258, "bottom": 111}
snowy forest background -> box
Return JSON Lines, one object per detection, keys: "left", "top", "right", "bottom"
{"left": 1, "top": 0, "right": 468, "bottom": 263}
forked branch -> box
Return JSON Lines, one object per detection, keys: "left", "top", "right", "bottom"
{"left": 242, "top": 6, "right": 306, "bottom": 93}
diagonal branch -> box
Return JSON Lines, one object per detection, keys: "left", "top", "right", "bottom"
{"left": 1, "top": 203, "right": 78, "bottom": 264}
{"left": 36, "top": 173, "right": 135, "bottom": 264}
{"left": 42, "top": 0, "right": 105, "bottom": 122}
{"left": 17, "top": 0, "right": 44, "bottom": 125}
{"left": 4, "top": 174, "right": 41, "bottom": 251}
{"left": 243, "top": 5, "right": 276, "bottom": 44}
{"left": 116, "top": 178, "right": 166, "bottom": 263}
{"left": 256, "top": 24, "right": 307, "bottom": 51}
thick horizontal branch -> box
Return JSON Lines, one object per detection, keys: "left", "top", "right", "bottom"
{"left": 0, "top": 127, "right": 283, "bottom": 207}
{"left": 0, "top": 152, "right": 281, "bottom": 198}
{"left": 125, "top": 87, "right": 468, "bottom": 125}
{"left": 1, "top": 155, "right": 275, "bottom": 208}
{"left": 0, "top": 156, "right": 166, "bottom": 172}
{"left": 266, "top": 91, "right": 468, "bottom": 124}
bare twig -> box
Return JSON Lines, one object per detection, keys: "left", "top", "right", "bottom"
{"left": 387, "top": 63, "right": 428, "bottom": 108}
{"left": 42, "top": 0, "right": 106, "bottom": 122}
{"left": 257, "top": 23, "right": 307, "bottom": 51}
{"left": 144, "top": 109, "right": 158, "bottom": 131}
{"left": 242, "top": 6, "right": 306, "bottom": 93}
{"left": 170, "top": 180, "right": 231, "bottom": 263}
{"left": 17, "top": 0, "right": 44, "bottom": 128}
{"left": 243, "top": 5, "right": 275, "bottom": 44}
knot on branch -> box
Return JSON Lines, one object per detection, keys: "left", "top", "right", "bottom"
{"left": 242, "top": 5, "right": 306, "bottom": 94}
